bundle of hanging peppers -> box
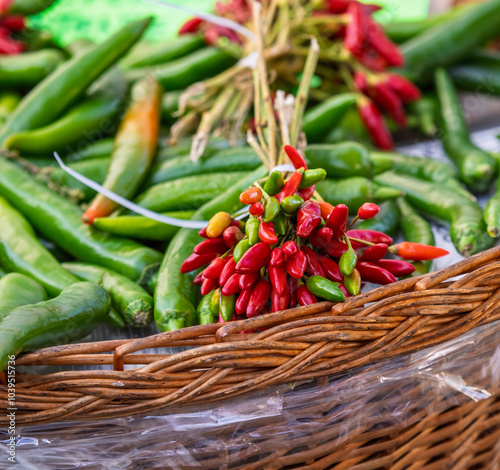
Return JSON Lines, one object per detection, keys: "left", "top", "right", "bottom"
{"left": 180, "top": 145, "right": 448, "bottom": 322}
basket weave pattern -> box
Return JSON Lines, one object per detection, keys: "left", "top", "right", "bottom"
{"left": 2, "top": 245, "right": 500, "bottom": 427}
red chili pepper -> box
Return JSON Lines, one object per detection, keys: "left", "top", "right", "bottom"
{"left": 302, "top": 246, "right": 327, "bottom": 277}
{"left": 235, "top": 242, "right": 272, "bottom": 274}
{"left": 219, "top": 256, "right": 236, "bottom": 286}
{"left": 194, "top": 272, "right": 204, "bottom": 285}
{"left": 357, "top": 98, "right": 393, "bottom": 150}
{"left": 269, "top": 264, "right": 287, "bottom": 295}
{"left": 365, "top": 18, "right": 404, "bottom": 67}
{"left": 326, "top": 204, "right": 349, "bottom": 239}
{"left": 231, "top": 219, "right": 242, "bottom": 229}
{"left": 284, "top": 145, "right": 308, "bottom": 170}
{"left": 318, "top": 201, "right": 334, "bottom": 220}
{"left": 223, "top": 226, "right": 244, "bottom": 248}
{"left": 270, "top": 247, "right": 284, "bottom": 267}
{"left": 372, "top": 82, "right": 407, "bottom": 127}
{"left": 297, "top": 185, "right": 315, "bottom": 201}
{"left": 297, "top": 286, "right": 318, "bottom": 306}
{"left": 358, "top": 202, "right": 380, "bottom": 220}
{"left": 282, "top": 241, "right": 299, "bottom": 258}
{"left": 359, "top": 243, "right": 388, "bottom": 262}
{"left": 247, "top": 279, "right": 271, "bottom": 317}
{"left": 180, "top": 252, "right": 217, "bottom": 273}
{"left": 376, "top": 259, "right": 416, "bottom": 277}
{"left": 325, "top": 0, "right": 350, "bottom": 13}
{"left": 239, "top": 272, "right": 260, "bottom": 290}
{"left": 356, "top": 44, "right": 389, "bottom": 72}
{"left": 288, "top": 278, "right": 299, "bottom": 308}
{"left": 198, "top": 226, "right": 209, "bottom": 238}
{"left": 354, "top": 71, "right": 368, "bottom": 93}
{"left": 286, "top": 250, "right": 307, "bottom": 279}
{"left": 356, "top": 261, "right": 397, "bottom": 285}
{"left": 276, "top": 171, "right": 303, "bottom": 202}
{"left": 259, "top": 221, "right": 279, "bottom": 245}
{"left": 322, "top": 241, "right": 348, "bottom": 258}
{"left": 204, "top": 25, "right": 242, "bottom": 46}
{"left": 201, "top": 277, "right": 218, "bottom": 296}
{"left": 0, "top": 15, "right": 25, "bottom": 32}
{"left": 296, "top": 201, "right": 321, "bottom": 238}
{"left": 221, "top": 273, "right": 241, "bottom": 296}
{"left": 338, "top": 284, "right": 352, "bottom": 298}
{"left": 239, "top": 187, "right": 262, "bottom": 205}
{"left": 193, "top": 238, "right": 228, "bottom": 255}
{"left": 317, "top": 253, "right": 344, "bottom": 283}
{"left": 204, "top": 256, "right": 226, "bottom": 279}
{"left": 344, "top": 2, "right": 365, "bottom": 57}
{"left": 0, "top": 31, "right": 23, "bottom": 55}
{"left": 393, "top": 242, "right": 449, "bottom": 261}
{"left": 235, "top": 288, "right": 252, "bottom": 315}
{"left": 347, "top": 230, "right": 393, "bottom": 248}
{"left": 271, "top": 288, "right": 290, "bottom": 312}
{"left": 385, "top": 73, "right": 421, "bottom": 103}
{"left": 308, "top": 227, "right": 333, "bottom": 248}
{"left": 179, "top": 17, "right": 203, "bottom": 35}
{"left": 249, "top": 202, "right": 264, "bottom": 217}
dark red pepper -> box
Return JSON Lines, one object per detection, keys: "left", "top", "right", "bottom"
{"left": 219, "top": 256, "right": 236, "bottom": 286}
{"left": 297, "top": 201, "right": 321, "bottom": 238}
{"left": 249, "top": 202, "right": 264, "bottom": 217}
{"left": 376, "top": 259, "right": 416, "bottom": 277}
{"left": 179, "top": 17, "right": 203, "bottom": 35}
{"left": 359, "top": 243, "right": 388, "bottom": 262}
{"left": 365, "top": 18, "right": 404, "bottom": 67}
{"left": 297, "top": 185, "right": 315, "bottom": 201}
{"left": 259, "top": 221, "right": 279, "bottom": 245}
{"left": 221, "top": 273, "right": 241, "bottom": 296}
{"left": 317, "top": 253, "right": 344, "bottom": 283}
{"left": 269, "top": 264, "right": 287, "bottom": 295}
{"left": 247, "top": 279, "right": 271, "bottom": 317}
{"left": 372, "top": 82, "right": 407, "bottom": 127}
{"left": 356, "top": 261, "right": 397, "bottom": 285}
{"left": 344, "top": 2, "right": 365, "bottom": 57}
{"left": 284, "top": 145, "right": 308, "bottom": 170}
{"left": 357, "top": 98, "right": 393, "bottom": 150}
{"left": 322, "top": 241, "right": 348, "bottom": 258}
{"left": 270, "top": 247, "right": 284, "bottom": 267}
{"left": 276, "top": 171, "right": 303, "bottom": 202}
{"left": 235, "top": 288, "right": 252, "bottom": 315}
{"left": 297, "top": 286, "right": 318, "bottom": 306}
{"left": 194, "top": 238, "right": 228, "bottom": 255}
{"left": 235, "top": 242, "right": 272, "bottom": 274}
{"left": 181, "top": 252, "right": 217, "bottom": 273}
{"left": 309, "top": 227, "right": 333, "bottom": 248}
{"left": 0, "top": 15, "right": 25, "bottom": 32}
{"left": 302, "top": 246, "right": 326, "bottom": 277}
{"left": 347, "top": 230, "right": 393, "bottom": 248}
{"left": 354, "top": 71, "right": 368, "bottom": 93}
{"left": 239, "top": 272, "right": 260, "bottom": 290}
{"left": 223, "top": 226, "right": 244, "bottom": 248}
{"left": 204, "top": 256, "right": 226, "bottom": 279}
{"left": 338, "top": 284, "right": 352, "bottom": 298}
{"left": 288, "top": 278, "right": 299, "bottom": 308}
{"left": 271, "top": 288, "right": 290, "bottom": 312}
{"left": 326, "top": 204, "right": 349, "bottom": 239}
{"left": 357, "top": 202, "right": 380, "bottom": 220}
{"left": 385, "top": 73, "right": 421, "bottom": 103}
{"left": 286, "top": 250, "right": 307, "bottom": 279}
{"left": 282, "top": 241, "right": 299, "bottom": 258}
{"left": 194, "top": 271, "right": 204, "bottom": 285}
{"left": 201, "top": 277, "right": 218, "bottom": 296}
{"left": 198, "top": 227, "right": 209, "bottom": 239}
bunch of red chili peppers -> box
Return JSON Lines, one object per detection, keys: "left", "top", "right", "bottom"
{"left": 0, "top": 1, "right": 26, "bottom": 55}
{"left": 181, "top": 145, "right": 448, "bottom": 323}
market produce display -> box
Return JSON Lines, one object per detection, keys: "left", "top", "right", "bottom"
{"left": 0, "top": 0, "right": 500, "bottom": 376}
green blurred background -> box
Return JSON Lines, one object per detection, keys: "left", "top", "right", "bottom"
{"left": 28, "top": 0, "right": 430, "bottom": 45}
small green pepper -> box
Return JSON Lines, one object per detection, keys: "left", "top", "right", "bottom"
{"left": 219, "top": 293, "right": 236, "bottom": 322}
{"left": 306, "top": 276, "right": 345, "bottom": 303}
{"left": 234, "top": 239, "right": 251, "bottom": 262}
{"left": 298, "top": 169, "right": 327, "bottom": 189}
{"left": 197, "top": 292, "right": 219, "bottom": 325}
{"left": 339, "top": 248, "right": 357, "bottom": 276}
{"left": 344, "top": 269, "right": 361, "bottom": 296}
{"left": 246, "top": 218, "right": 260, "bottom": 246}
{"left": 263, "top": 197, "right": 280, "bottom": 223}
{"left": 273, "top": 211, "right": 287, "bottom": 236}
{"left": 281, "top": 195, "right": 304, "bottom": 214}
{"left": 263, "top": 170, "right": 284, "bottom": 196}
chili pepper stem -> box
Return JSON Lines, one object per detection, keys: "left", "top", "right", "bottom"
{"left": 346, "top": 215, "right": 359, "bottom": 231}
{"left": 348, "top": 237, "right": 377, "bottom": 247}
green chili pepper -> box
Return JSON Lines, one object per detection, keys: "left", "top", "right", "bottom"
{"left": 396, "top": 197, "right": 435, "bottom": 273}
{"left": 219, "top": 292, "right": 236, "bottom": 322}
{"left": 344, "top": 269, "right": 361, "bottom": 296}
{"left": 316, "top": 177, "right": 403, "bottom": 213}
{"left": 375, "top": 171, "right": 493, "bottom": 257}
{"left": 357, "top": 200, "right": 400, "bottom": 238}
{"left": 303, "top": 93, "right": 357, "bottom": 143}
{"left": 483, "top": 156, "right": 500, "bottom": 238}
{"left": 161, "top": 90, "right": 181, "bottom": 124}
{"left": 0, "top": 282, "right": 111, "bottom": 370}
{"left": 408, "top": 94, "right": 438, "bottom": 137}
{"left": 63, "top": 262, "right": 154, "bottom": 327}
{"left": 155, "top": 166, "right": 267, "bottom": 332}
{"left": 197, "top": 292, "right": 219, "bottom": 325}
{"left": 125, "top": 47, "right": 236, "bottom": 90}
{"left": 435, "top": 68, "right": 496, "bottom": 192}
{"left": 0, "top": 195, "right": 78, "bottom": 296}
{"left": 298, "top": 169, "right": 327, "bottom": 189}
{"left": 4, "top": 0, "right": 58, "bottom": 15}
{"left": 93, "top": 210, "right": 195, "bottom": 241}
{"left": 400, "top": 0, "right": 500, "bottom": 83}
{"left": 135, "top": 171, "right": 248, "bottom": 213}
{"left": 305, "top": 142, "right": 372, "bottom": 179}
{"left": 0, "top": 17, "right": 152, "bottom": 145}
{"left": 121, "top": 34, "right": 205, "bottom": 69}
{"left": 106, "top": 308, "right": 126, "bottom": 329}
{"left": 273, "top": 211, "right": 287, "bottom": 236}
{"left": 0, "top": 91, "right": 21, "bottom": 126}
{"left": 0, "top": 158, "right": 163, "bottom": 284}
{"left": 246, "top": 217, "right": 260, "bottom": 246}
{"left": 234, "top": 239, "right": 251, "bottom": 263}
{"left": 0, "top": 49, "right": 65, "bottom": 89}
{"left": 263, "top": 170, "right": 284, "bottom": 196}
{"left": 0, "top": 273, "right": 47, "bottom": 322}
{"left": 65, "top": 38, "right": 95, "bottom": 56}
{"left": 281, "top": 195, "right": 304, "bottom": 214}
{"left": 263, "top": 197, "right": 280, "bottom": 223}
{"left": 339, "top": 249, "right": 357, "bottom": 276}
{"left": 306, "top": 276, "right": 345, "bottom": 303}
{"left": 146, "top": 147, "right": 260, "bottom": 187}
{"left": 65, "top": 138, "right": 114, "bottom": 161}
